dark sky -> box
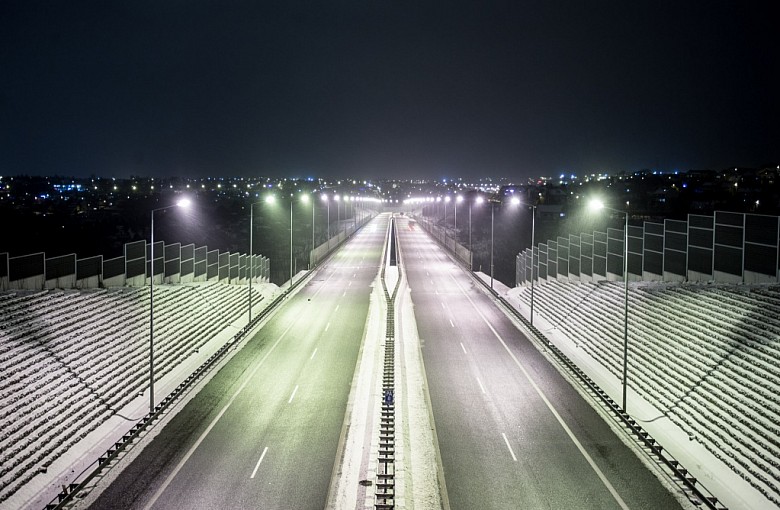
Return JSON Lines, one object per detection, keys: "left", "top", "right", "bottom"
{"left": 1, "top": 1, "right": 777, "bottom": 181}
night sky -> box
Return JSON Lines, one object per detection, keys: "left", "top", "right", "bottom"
{"left": 2, "top": 1, "right": 777, "bottom": 181}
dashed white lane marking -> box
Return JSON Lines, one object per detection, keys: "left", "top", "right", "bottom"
{"left": 450, "top": 319, "right": 455, "bottom": 328}
{"left": 288, "top": 385, "right": 299, "bottom": 404}
{"left": 335, "top": 305, "right": 340, "bottom": 312}
{"left": 342, "top": 291, "right": 346, "bottom": 297}
{"left": 142, "top": 320, "right": 297, "bottom": 510}
{"left": 325, "top": 322, "right": 331, "bottom": 332}
{"left": 460, "top": 342, "right": 467, "bottom": 355}
{"left": 476, "top": 377, "right": 487, "bottom": 394}
{"left": 310, "top": 348, "right": 318, "bottom": 360}
{"left": 250, "top": 447, "right": 269, "bottom": 479}
{"left": 502, "top": 433, "right": 518, "bottom": 462}
{"left": 451, "top": 273, "right": 630, "bottom": 510}
{"left": 441, "top": 302, "right": 446, "bottom": 309}
{"left": 348, "top": 281, "right": 352, "bottom": 287}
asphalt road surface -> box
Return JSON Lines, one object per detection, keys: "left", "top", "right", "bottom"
{"left": 89, "top": 214, "right": 389, "bottom": 510}
{"left": 397, "top": 215, "right": 684, "bottom": 510}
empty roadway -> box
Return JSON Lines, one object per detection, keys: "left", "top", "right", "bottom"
{"left": 397, "top": 215, "right": 684, "bottom": 509}
{"left": 88, "top": 214, "right": 389, "bottom": 510}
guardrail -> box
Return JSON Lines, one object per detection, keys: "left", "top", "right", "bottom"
{"left": 375, "top": 216, "right": 401, "bottom": 509}
{"left": 44, "top": 286, "right": 291, "bottom": 510}
{"left": 45, "top": 217, "right": 374, "bottom": 509}
{"left": 419, "top": 221, "right": 728, "bottom": 510}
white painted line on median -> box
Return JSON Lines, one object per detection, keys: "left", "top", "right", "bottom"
{"left": 310, "top": 348, "right": 318, "bottom": 360}
{"left": 476, "top": 377, "right": 487, "bottom": 394}
{"left": 325, "top": 322, "right": 331, "bottom": 331}
{"left": 460, "top": 342, "right": 467, "bottom": 355}
{"left": 451, "top": 273, "right": 630, "bottom": 510}
{"left": 143, "top": 319, "right": 297, "bottom": 510}
{"left": 250, "top": 447, "right": 269, "bottom": 479}
{"left": 502, "top": 433, "right": 518, "bottom": 462}
{"left": 288, "top": 385, "right": 299, "bottom": 404}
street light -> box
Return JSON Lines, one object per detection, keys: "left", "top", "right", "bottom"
{"left": 248, "top": 199, "right": 259, "bottom": 324}
{"left": 444, "top": 196, "right": 450, "bottom": 231}
{"left": 470, "top": 195, "right": 483, "bottom": 269}
{"left": 348, "top": 195, "right": 356, "bottom": 231}
{"left": 301, "top": 193, "right": 313, "bottom": 267}
{"left": 321, "top": 194, "right": 330, "bottom": 249}
{"left": 149, "top": 198, "right": 190, "bottom": 414}
{"left": 589, "top": 198, "right": 630, "bottom": 412}
{"left": 530, "top": 201, "right": 537, "bottom": 326}
{"left": 455, "top": 195, "right": 463, "bottom": 236}
{"left": 334, "top": 194, "right": 341, "bottom": 235}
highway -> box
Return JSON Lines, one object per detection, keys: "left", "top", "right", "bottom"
{"left": 88, "top": 214, "right": 390, "bottom": 510}
{"left": 396, "top": 215, "right": 684, "bottom": 509}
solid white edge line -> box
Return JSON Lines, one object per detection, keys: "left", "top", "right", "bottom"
{"left": 460, "top": 342, "right": 467, "bottom": 355}
{"left": 250, "top": 447, "right": 269, "bottom": 479}
{"left": 451, "top": 273, "right": 631, "bottom": 510}
{"left": 142, "top": 320, "right": 297, "bottom": 510}
{"left": 310, "top": 348, "right": 318, "bottom": 360}
{"left": 502, "top": 432, "right": 518, "bottom": 462}
{"left": 288, "top": 384, "right": 299, "bottom": 404}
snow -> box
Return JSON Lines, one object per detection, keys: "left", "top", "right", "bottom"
{"left": 500, "top": 280, "right": 776, "bottom": 510}
{"left": 396, "top": 274, "right": 444, "bottom": 509}
{"left": 326, "top": 273, "right": 385, "bottom": 509}
{"left": 1, "top": 282, "right": 280, "bottom": 510}
{"left": 6, "top": 249, "right": 778, "bottom": 509}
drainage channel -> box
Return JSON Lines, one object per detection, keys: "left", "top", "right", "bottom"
{"left": 376, "top": 216, "right": 401, "bottom": 509}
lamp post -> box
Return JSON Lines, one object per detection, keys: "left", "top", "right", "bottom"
{"left": 529, "top": 202, "right": 537, "bottom": 327}
{"left": 289, "top": 193, "right": 294, "bottom": 285}
{"left": 149, "top": 198, "right": 190, "bottom": 414}
{"left": 335, "top": 194, "right": 341, "bottom": 236}
{"left": 485, "top": 196, "right": 521, "bottom": 290}
{"left": 590, "top": 199, "right": 630, "bottom": 412}
{"left": 444, "top": 196, "right": 450, "bottom": 232}
{"left": 321, "top": 194, "right": 330, "bottom": 249}
{"left": 349, "top": 196, "right": 356, "bottom": 231}
{"left": 248, "top": 200, "right": 257, "bottom": 324}
{"left": 470, "top": 196, "right": 483, "bottom": 270}
{"left": 301, "top": 193, "right": 313, "bottom": 268}
{"left": 490, "top": 198, "right": 495, "bottom": 289}
{"left": 455, "top": 195, "right": 462, "bottom": 237}
{"left": 453, "top": 195, "right": 463, "bottom": 233}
